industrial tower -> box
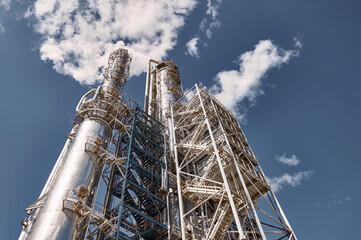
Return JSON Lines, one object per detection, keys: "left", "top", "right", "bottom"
{"left": 19, "top": 48, "right": 297, "bottom": 240}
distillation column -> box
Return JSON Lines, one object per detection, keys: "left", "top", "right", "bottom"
{"left": 145, "top": 60, "right": 184, "bottom": 238}
{"left": 19, "top": 49, "right": 131, "bottom": 240}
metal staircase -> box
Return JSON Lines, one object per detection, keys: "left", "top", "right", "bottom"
{"left": 102, "top": 106, "right": 169, "bottom": 240}
{"left": 171, "top": 85, "right": 297, "bottom": 239}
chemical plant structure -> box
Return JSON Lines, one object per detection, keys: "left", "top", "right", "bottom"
{"left": 19, "top": 48, "right": 298, "bottom": 240}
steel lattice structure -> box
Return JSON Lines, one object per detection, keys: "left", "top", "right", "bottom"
{"left": 105, "top": 106, "right": 169, "bottom": 239}
{"left": 170, "top": 85, "right": 297, "bottom": 240}
{"left": 19, "top": 48, "right": 297, "bottom": 240}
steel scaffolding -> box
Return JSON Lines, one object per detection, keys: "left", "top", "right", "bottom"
{"left": 103, "top": 106, "right": 169, "bottom": 240}
{"left": 19, "top": 49, "right": 298, "bottom": 240}
{"left": 170, "top": 85, "right": 297, "bottom": 240}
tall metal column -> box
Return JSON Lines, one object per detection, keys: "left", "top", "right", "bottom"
{"left": 19, "top": 49, "right": 132, "bottom": 240}
{"left": 19, "top": 52, "right": 299, "bottom": 240}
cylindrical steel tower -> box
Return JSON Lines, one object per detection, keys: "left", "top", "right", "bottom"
{"left": 19, "top": 49, "right": 131, "bottom": 240}
{"left": 19, "top": 51, "right": 298, "bottom": 240}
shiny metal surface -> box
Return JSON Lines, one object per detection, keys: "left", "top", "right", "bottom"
{"left": 19, "top": 48, "right": 132, "bottom": 240}
{"left": 40, "top": 138, "right": 72, "bottom": 198}
{"left": 19, "top": 138, "right": 73, "bottom": 240}
{"left": 27, "top": 120, "right": 110, "bottom": 240}
{"left": 144, "top": 59, "right": 160, "bottom": 115}
{"left": 156, "top": 62, "right": 182, "bottom": 121}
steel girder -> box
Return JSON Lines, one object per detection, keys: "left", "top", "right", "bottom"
{"left": 104, "top": 107, "right": 169, "bottom": 240}
{"left": 170, "top": 85, "right": 297, "bottom": 240}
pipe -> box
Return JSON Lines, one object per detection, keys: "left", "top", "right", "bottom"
{"left": 76, "top": 88, "right": 96, "bottom": 112}
{"left": 144, "top": 59, "right": 160, "bottom": 115}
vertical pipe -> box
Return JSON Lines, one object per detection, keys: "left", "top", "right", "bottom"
{"left": 164, "top": 131, "right": 172, "bottom": 240}
{"left": 144, "top": 61, "right": 151, "bottom": 114}
{"left": 144, "top": 60, "right": 160, "bottom": 115}
{"left": 170, "top": 107, "right": 186, "bottom": 239}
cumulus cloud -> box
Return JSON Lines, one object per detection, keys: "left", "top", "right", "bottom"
{"left": 268, "top": 170, "right": 314, "bottom": 193}
{"left": 27, "top": 0, "right": 197, "bottom": 85}
{"left": 210, "top": 39, "right": 299, "bottom": 119}
{"left": 186, "top": 37, "right": 200, "bottom": 58}
{"left": 199, "top": 0, "right": 222, "bottom": 39}
{"left": 0, "top": 0, "right": 11, "bottom": 11}
{"left": 276, "top": 154, "right": 300, "bottom": 166}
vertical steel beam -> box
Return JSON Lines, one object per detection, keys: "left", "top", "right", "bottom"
{"left": 170, "top": 107, "right": 187, "bottom": 239}
{"left": 208, "top": 94, "right": 267, "bottom": 240}
{"left": 195, "top": 84, "right": 246, "bottom": 240}
{"left": 115, "top": 108, "right": 137, "bottom": 240}
{"left": 258, "top": 165, "right": 298, "bottom": 240}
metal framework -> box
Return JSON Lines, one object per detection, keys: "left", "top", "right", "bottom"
{"left": 19, "top": 49, "right": 298, "bottom": 240}
{"left": 103, "top": 106, "right": 169, "bottom": 240}
{"left": 170, "top": 85, "right": 297, "bottom": 240}
{"left": 19, "top": 49, "right": 133, "bottom": 240}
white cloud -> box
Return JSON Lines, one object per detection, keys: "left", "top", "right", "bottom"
{"left": 210, "top": 39, "right": 299, "bottom": 119}
{"left": 268, "top": 170, "right": 314, "bottom": 193}
{"left": 28, "top": 0, "right": 198, "bottom": 85}
{"left": 276, "top": 154, "right": 300, "bottom": 166}
{"left": 329, "top": 196, "right": 351, "bottom": 208}
{"left": 199, "top": 0, "right": 222, "bottom": 39}
{"left": 0, "top": 0, "right": 12, "bottom": 33}
{"left": 186, "top": 37, "right": 200, "bottom": 58}
{"left": 0, "top": 0, "right": 11, "bottom": 11}
{"left": 206, "top": 0, "right": 221, "bottom": 19}
{"left": 293, "top": 37, "right": 302, "bottom": 48}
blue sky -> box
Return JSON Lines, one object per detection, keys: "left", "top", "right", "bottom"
{"left": 1, "top": 0, "right": 361, "bottom": 239}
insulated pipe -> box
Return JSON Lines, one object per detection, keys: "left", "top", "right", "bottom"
{"left": 153, "top": 61, "right": 184, "bottom": 238}
{"left": 144, "top": 59, "right": 160, "bottom": 115}
{"left": 76, "top": 89, "right": 96, "bottom": 112}
{"left": 149, "top": 71, "right": 156, "bottom": 117}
